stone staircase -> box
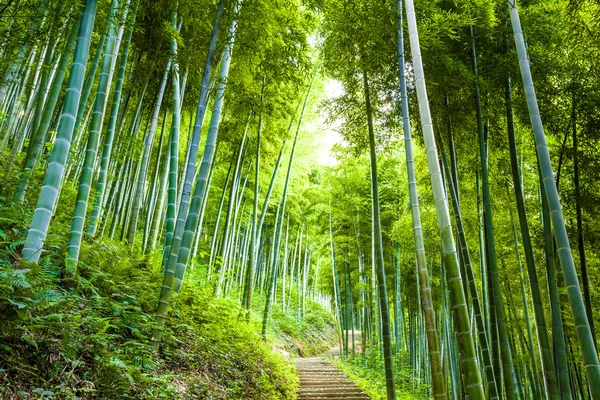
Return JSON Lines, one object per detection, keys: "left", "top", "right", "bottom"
{"left": 293, "top": 358, "right": 369, "bottom": 400}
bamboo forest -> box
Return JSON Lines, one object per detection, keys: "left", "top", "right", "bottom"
{"left": 1, "top": 0, "right": 600, "bottom": 398}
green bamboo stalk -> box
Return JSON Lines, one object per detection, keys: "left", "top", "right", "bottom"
{"left": 110, "top": 157, "right": 132, "bottom": 239}
{"left": 162, "top": 9, "right": 182, "bottom": 265}
{"left": 66, "top": 2, "right": 121, "bottom": 182}
{"left": 296, "top": 230, "right": 305, "bottom": 321}
{"left": 540, "top": 175, "right": 572, "bottom": 399}
{"left": 510, "top": 216, "right": 540, "bottom": 399}
{"left": 170, "top": 1, "right": 242, "bottom": 294}
{"left": 470, "top": 27, "right": 515, "bottom": 398}
{"left": 66, "top": 0, "right": 122, "bottom": 266}
{"left": 441, "top": 262, "right": 460, "bottom": 399}
{"left": 287, "top": 228, "right": 300, "bottom": 307}
{"left": 396, "top": 2, "right": 445, "bottom": 396}
{"left": 347, "top": 259, "right": 355, "bottom": 355}
{"left": 140, "top": 0, "right": 225, "bottom": 253}
{"left": 6, "top": 5, "right": 69, "bottom": 173}
{"left": 508, "top": 1, "right": 600, "bottom": 395}
{"left": 153, "top": 1, "right": 241, "bottom": 345}
{"left": 22, "top": 0, "right": 98, "bottom": 263}
{"left": 506, "top": 72, "right": 558, "bottom": 398}
{"left": 572, "top": 99, "right": 596, "bottom": 349}
{"left": 162, "top": 0, "right": 226, "bottom": 276}
{"left": 143, "top": 107, "right": 168, "bottom": 251}
{"left": 14, "top": 16, "right": 79, "bottom": 202}
{"left": 403, "top": 1, "right": 484, "bottom": 396}
{"left": 101, "top": 159, "right": 124, "bottom": 237}
{"left": 119, "top": 159, "right": 140, "bottom": 242}
{"left": 352, "top": 215, "right": 368, "bottom": 362}
{"left": 330, "top": 209, "right": 344, "bottom": 356}
{"left": 255, "top": 138, "right": 288, "bottom": 247}
{"left": 5, "top": 45, "right": 45, "bottom": 172}
{"left": 209, "top": 158, "right": 234, "bottom": 270}
{"left": 88, "top": 1, "right": 138, "bottom": 237}
{"left": 362, "top": 68, "right": 396, "bottom": 399}
{"left": 148, "top": 120, "right": 170, "bottom": 250}
{"left": 192, "top": 140, "right": 219, "bottom": 259}
{"left": 0, "top": 0, "right": 48, "bottom": 107}
{"left": 245, "top": 78, "right": 264, "bottom": 319}
{"left": 370, "top": 207, "right": 377, "bottom": 353}
{"left": 215, "top": 127, "right": 249, "bottom": 295}
{"left": 439, "top": 137, "right": 499, "bottom": 399}
{"left": 261, "top": 77, "right": 310, "bottom": 331}
{"left": 343, "top": 262, "right": 349, "bottom": 359}
{"left": 280, "top": 218, "right": 289, "bottom": 311}
{"left": 262, "top": 205, "right": 283, "bottom": 339}
{"left": 394, "top": 244, "right": 400, "bottom": 357}
{"left": 72, "top": 0, "right": 115, "bottom": 139}
{"left": 0, "top": 1, "right": 21, "bottom": 60}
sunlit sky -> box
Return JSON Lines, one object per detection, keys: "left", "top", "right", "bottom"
{"left": 312, "top": 78, "right": 344, "bottom": 166}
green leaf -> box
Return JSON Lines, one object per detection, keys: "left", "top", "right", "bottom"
{"left": 8, "top": 299, "right": 27, "bottom": 309}
{"left": 20, "top": 335, "right": 38, "bottom": 350}
{"left": 33, "top": 388, "right": 54, "bottom": 396}
{"left": 12, "top": 269, "right": 31, "bottom": 275}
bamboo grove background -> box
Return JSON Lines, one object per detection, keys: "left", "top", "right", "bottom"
{"left": 1, "top": 0, "right": 600, "bottom": 398}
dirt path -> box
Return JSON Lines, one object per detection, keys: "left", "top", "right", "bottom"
{"left": 293, "top": 332, "right": 368, "bottom": 400}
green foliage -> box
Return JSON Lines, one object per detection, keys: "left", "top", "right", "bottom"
{"left": 0, "top": 199, "right": 299, "bottom": 399}
{"left": 331, "top": 354, "right": 428, "bottom": 400}
{"left": 262, "top": 295, "right": 338, "bottom": 357}
{"left": 4, "top": 0, "right": 600, "bottom": 395}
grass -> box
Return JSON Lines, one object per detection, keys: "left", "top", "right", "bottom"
{"left": 329, "top": 351, "right": 430, "bottom": 400}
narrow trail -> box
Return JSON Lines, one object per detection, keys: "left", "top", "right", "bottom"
{"left": 293, "top": 332, "right": 369, "bottom": 400}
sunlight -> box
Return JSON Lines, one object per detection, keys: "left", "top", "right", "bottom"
{"left": 314, "top": 78, "right": 344, "bottom": 166}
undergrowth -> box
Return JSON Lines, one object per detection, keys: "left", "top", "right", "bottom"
{"left": 0, "top": 196, "right": 322, "bottom": 399}
{"left": 260, "top": 296, "right": 338, "bottom": 357}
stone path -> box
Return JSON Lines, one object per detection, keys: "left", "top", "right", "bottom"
{"left": 293, "top": 357, "right": 369, "bottom": 400}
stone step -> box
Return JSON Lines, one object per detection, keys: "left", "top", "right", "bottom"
{"left": 298, "top": 395, "right": 370, "bottom": 400}
{"left": 300, "top": 381, "right": 353, "bottom": 385}
{"left": 299, "top": 388, "right": 364, "bottom": 393}
{"left": 298, "top": 368, "right": 342, "bottom": 371}
{"left": 294, "top": 357, "right": 369, "bottom": 400}
{"left": 298, "top": 395, "right": 369, "bottom": 399}
{"left": 300, "top": 384, "right": 358, "bottom": 389}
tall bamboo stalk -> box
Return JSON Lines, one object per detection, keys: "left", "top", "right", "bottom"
{"left": 506, "top": 73, "right": 558, "bottom": 398}
{"left": 153, "top": 1, "right": 242, "bottom": 345}
{"left": 396, "top": 2, "right": 445, "bottom": 396}
{"left": 404, "top": 1, "right": 484, "bottom": 396}
{"left": 162, "top": 8, "right": 182, "bottom": 265}
{"left": 88, "top": 1, "right": 138, "bottom": 237}
{"left": 439, "top": 138, "right": 499, "bottom": 399}
{"left": 22, "top": 0, "right": 98, "bottom": 263}
{"left": 508, "top": 1, "right": 600, "bottom": 394}
{"left": 14, "top": 16, "right": 79, "bottom": 202}
{"left": 469, "top": 27, "right": 515, "bottom": 398}
{"left": 244, "top": 78, "right": 265, "bottom": 319}
{"left": 362, "top": 68, "right": 396, "bottom": 399}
